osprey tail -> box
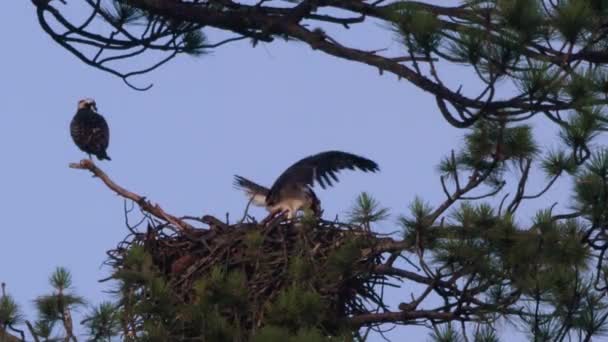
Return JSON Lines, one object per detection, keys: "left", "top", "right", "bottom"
{"left": 96, "top": 151, "right": 111, "bottom": 161}
{"left": 233, "top": 175, "right": 270, "bottom": 207}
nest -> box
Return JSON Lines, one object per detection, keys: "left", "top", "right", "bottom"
{"left": 107, "top": 215, "right": 396, "bottom": 336}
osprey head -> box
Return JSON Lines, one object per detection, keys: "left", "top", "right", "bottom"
{"left": 78, "top": 98, "right": 98, "bottom": 112}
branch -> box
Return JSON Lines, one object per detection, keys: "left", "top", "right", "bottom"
{"left": 0, "top": 330, "right": 21, "bottom": 342}
{"left": 69, "top": 159, "right": 195, "bottom": 232}
{"left": 373, "top": 265, "right": 454, "bottom": 289}
{"left": 349, "top": 309, "right": 455, "bottom": 326}
{"left": 25, "top": 321, "right": 40, "bottom": 342}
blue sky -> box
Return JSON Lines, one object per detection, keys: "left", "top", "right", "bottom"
{"left": 1, "top": 1, "right": 579, "bottom": 341}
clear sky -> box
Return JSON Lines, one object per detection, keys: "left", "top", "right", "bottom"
{"left": 1, "top": 2, "right": 575, "bottom": 341}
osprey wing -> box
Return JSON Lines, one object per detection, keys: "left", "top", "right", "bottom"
{"left": 267, "top": 151, "right": 379, "bottom": 204}
{"left": 90, "top": 113, "right": 110, "bottom": 148}
{"left": 233, "top": 175, "right": 270, "bottom": 207}
{"left": 88, "top": 112, "right": 111, "bottom": 160}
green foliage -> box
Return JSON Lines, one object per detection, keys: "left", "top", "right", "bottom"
{"left": 574, "top": 149, "right": 608, "bottom": 197}
{"left": 324, "top": 238, "right": 366, "bottom": 281}
{"left": 114, "top": 245, "right": 156, "bottom": 284}
{"left": 424, "top": 199, "right": 591, "bottom": 298}
{"left": 450, "top": 202, "right": 496, "bottom": 228}
{"left": 502, "top": 125, "right": 538, "bottom": 159}
{"left": 0, "top": 290, "right": 23, "bottom": 328}
{"left": 526, "top": 318, "right": 560, "bottom": 341}
{"left": 183, "top": 304, "right": 235, "bottom": 342}
{"left": 550, "top": 219, "right": 588, "bottom": 266}
{"left": 432, "top": 204, "right": 503, "bottom": 276}
{"left": 516, "top": 62, "right": 560, "bottom": 98}
{"left": 266, "top": 285, "right": 326, "bottom": 331}
{"left": 288, "top": 328, "right": 331, "bottom": 342}
{"left": 559, "top": 108, "right": 606, "bottom": 163}
{"left": 428, "top": 323, "right": 463, "bottom": 342}
{"left": 24, "top": 267, "right": 87, "bottom": 341}
{"left": 112, "top": 247, "right": 184, "bottom": 340}
{"left": 195, "top": 267, "right": 248, "bottom": 311}
{"left": 449, "top": 29, "right": 484, "bottom": 64}
{"left": 288, "top": 256, "right": 314, "bottom": 283}
{"left": 142, "top": 319, "right": 171, "bottom": 341}
{"left": 473, "top": 325, "right": 500, "bottom": 342}
{"left": 253, "top": 325, "right": 291, "bottom": 342}
{"left": 409, "top": 196, "right": 434, "bottom": 220}
{"left": 400, "top": 197, "right": 434, "bottom": 247}
{"left": 570, "top": 293, "right": 608, "bottom": 338}
{"left": 586, "top": 148, "right": 608, "bottom": 177}
{"left": 541, "top": 149, "right": 577, "bottom": 177}
{"left": 437, "top": 154, "right": 458, "bottom": 177}
{"left": 460, "top": 121, "right": 538, "bottom": 170}
{"left": 141, "top": 277, "right": 173, "bottom": 316}
{"left": 34, "top": 294, "right": 85, "bottom": 322}
{"left": 436, "top": 120, "right": 540, "bottom": 201}
{"left": 391, "top": 7, "right": 442, "bottom": 53}
{"left": 554, "top": 0, "right": 593, "bottom": 43}
{"left": 103, "top": 224, "right": 372, "bottom": 341}
{"left": 572, "top": 148, "right": 608, "bottom": 228}
{"left": 35, "top": 268, "right": 85, "bottom": 323}
{"left": 253, "top": 326, "right": 334, "bottom": 342}
{"left": 29, "top": 0, "right": 608, "bottom": 339}
{"left": 502, "top": 214, "right": 588, "bottom": 292}
{"left": 31, "top": 319, "right": 55, "bottom": 340}
{"left": 566, "top": 71, "right": 596, "bottom": 107}
{"left": 49, "top": 266, "right": 72, "bottom": 290}
{"left": 124, "top": 245, "right": 152, "bottom": 269}
{"left": 497, "top": 0, "right": 544, "bottom": 42}
{"left": 104, "top": 0, "right": 145, "bottom": 25}
{"left": 347, "top": 192, "right": 390, "bottom": 227}
{"left": 589, "top": 0, "right": 608, "bottom": 14}
{"left": 182, "top": 29, "right": 207, "bottom": 56}
{"left": 590, "top": 67, "right": 608, "bottom": 94}
{"left": 134, "top": 261, "right": 243, "bottom": 340}
{"left": 245, "top": 230, "right": 264, "bottom": 251}
{"left": 477, "top": 37, "right": 521, "bottom": 79}
{"left": 81, "top": 302, "right": 121, "bottom": 341}
{"left": 301, "top": 207, "right": 320, "bottom": 226}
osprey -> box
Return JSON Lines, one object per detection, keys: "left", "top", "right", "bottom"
{"left": 234, "top": 151, "right": 379, "bottom": 219}
{"left": 70, "top": 98, "right": 111, "bottom": 161}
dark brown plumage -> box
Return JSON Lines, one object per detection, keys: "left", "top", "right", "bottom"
{"left": 70, "top": 98, "right": 111, "bottom": 161}
{"left": 234, "top": 151, "right": 379, "bottom": 219}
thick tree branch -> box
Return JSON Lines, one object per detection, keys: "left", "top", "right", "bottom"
{"left": 349, "top": 309, "right": 455, "bottom": 326}
{"left": 69, "top": 159, "right": 195, "bottom": 232}
{"left": 33, "top": 0, "right": 608, "bottom": 127}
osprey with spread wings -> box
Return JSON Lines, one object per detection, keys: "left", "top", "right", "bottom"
{"left": 234, "top": 151, "right": 379, "bottom": 219}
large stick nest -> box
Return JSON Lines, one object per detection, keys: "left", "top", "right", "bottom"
{"left": 106, "top": 215, "right": 398, "bottom": 335}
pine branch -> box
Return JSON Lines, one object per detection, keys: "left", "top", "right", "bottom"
{"left": 32, "top": 0, "right": 608, "bottom": 128}
{"left": 349, "top": 309, "right": 454, "bottom": 326}
{"left": 0, "top": 330, "right": 20, "bottom": 342}
{"left": 69, "top": 159, "right": 195, "bottom": 232}
{"left": 24, "top": 321, "right": 40, "bottom": 342}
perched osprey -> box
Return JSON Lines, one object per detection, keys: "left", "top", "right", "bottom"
{"left": 70, "top": 98, "right": 111, "bottom": 161}
{"left": 234, "top": 151, "right": 379, "bottom": 219}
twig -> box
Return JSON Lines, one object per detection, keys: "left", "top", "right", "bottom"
{"left": 239, "top": 197, "right": 255, "bottom": 224}
{"left": 25, "top": 321, "right": 40, "bottom": 342}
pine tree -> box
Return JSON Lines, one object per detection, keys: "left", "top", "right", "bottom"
{"left": 14, "top": 0, "right": 608, "bottom": 340}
